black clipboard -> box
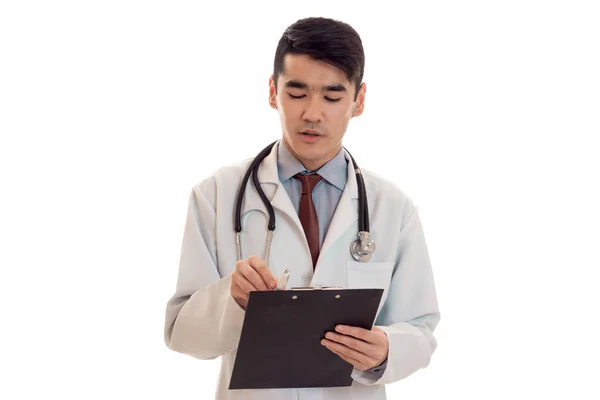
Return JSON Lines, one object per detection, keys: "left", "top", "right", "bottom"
{"left": 228, "top": 288, "right": 384, "bottom": 390}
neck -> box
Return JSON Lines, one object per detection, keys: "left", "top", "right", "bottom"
{"left": 282, "top": 139, "right": 341, "bottom": 171}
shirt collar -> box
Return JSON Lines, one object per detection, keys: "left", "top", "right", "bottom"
{"left": 277, "top": 141, "right": 348, "bottom": 191}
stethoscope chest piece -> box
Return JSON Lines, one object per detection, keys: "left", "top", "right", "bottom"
{"left": 350, "top": 231, "right": 376, "bottom": 262}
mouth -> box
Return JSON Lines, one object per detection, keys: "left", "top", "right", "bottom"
{"left": 297, "top": 130, "right": 323, "bottom": 144}
{"left": 299, "top": 130, "right": 323, "bottom": 137}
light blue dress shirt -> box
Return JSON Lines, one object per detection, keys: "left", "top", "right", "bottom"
{"left": 276, "top": 142, "right": 348, "bottom": 251}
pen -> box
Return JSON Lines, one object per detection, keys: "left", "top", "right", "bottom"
{"left": 275, "top": 268, "right": 289, "bottom": 290}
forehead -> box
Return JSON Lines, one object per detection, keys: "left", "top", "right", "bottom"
{"left": 280, "top": 54, "right": 351, "bottom": 90}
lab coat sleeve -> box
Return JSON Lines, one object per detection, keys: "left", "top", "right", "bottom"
{"left": 352, "top": 207, "right": 440, "bottom": 385}
{"left": 164, "top": 181, "right": 246, "bottom": 360}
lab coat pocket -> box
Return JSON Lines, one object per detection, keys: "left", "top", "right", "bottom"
{"left": 346, "top": 261, "right": 394, "bottom": 318}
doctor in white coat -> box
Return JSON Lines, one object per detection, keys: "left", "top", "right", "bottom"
{"left": 164, "top": 17, "right": 440, "bottom": 400}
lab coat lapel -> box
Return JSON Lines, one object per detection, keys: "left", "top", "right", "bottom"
{"left": 319, "top": 152, "right": 360, "bottom": 258}
{"left": 241, "top": 141, "right": 303, "bottom": 233}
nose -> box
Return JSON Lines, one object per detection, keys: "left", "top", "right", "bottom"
{"left": 302, "top": 96, "right": 323, "bottom": 124}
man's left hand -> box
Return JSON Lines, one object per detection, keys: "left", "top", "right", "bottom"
{"left": 321, "top": 325, "right": 388, "bottom": 371}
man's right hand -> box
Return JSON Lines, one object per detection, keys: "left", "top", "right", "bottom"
{"left": 231, "top": 255, "right": 279, "bottom": 309}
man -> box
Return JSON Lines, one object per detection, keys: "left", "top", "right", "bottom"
{"left": 164, "top": 17, "right": 440, "bottom": 399}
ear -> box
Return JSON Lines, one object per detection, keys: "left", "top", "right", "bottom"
{"left": 269, "top": 75, "right": 278, "bottom": 110}
{"left": 351, "top": 82, "right": 367, "bottom": 117}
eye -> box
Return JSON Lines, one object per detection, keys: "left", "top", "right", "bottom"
{"left": 325, "top": 97, "right": 342, "bottom": 103}
{"left": 288, "top": 93, "right": 305, "bottom": 99}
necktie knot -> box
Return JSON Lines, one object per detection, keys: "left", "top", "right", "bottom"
{"left": 294, "top": 173, "right": 322, "bottom": 194}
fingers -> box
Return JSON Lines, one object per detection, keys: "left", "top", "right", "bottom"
{"left": 234, "top": 256, "right": 275, "bottom": 291}
{"left": 321, "top": 326, "right": 389, "bottom": 371}
{"left": 247, "top": 255, "right": 278, "bottom": 289}
{"left": 321, "top": 340, "right": 374, "bottom": 371}
{"left": 333, "top": 325, "right": 387, "bottom": 348}
{"left": 231, "top": 256, "right": 277, "bottom": 308}
{"left": 323, "top": 331, "right": 371, "bottom": 354}
{"left": 329, "top": 349, "right": 371, "bottom": 371}
{"left": 237, "top": 260, "right": 270, "bottom": 291}
{"left": 236, "top": 275, "right": 259, "bottom": 295}
{"left": 334, "top": 325, "right": 372, "bottom": 342}
{"left": 230, "top": 274, "right": 255, "bottom": 308}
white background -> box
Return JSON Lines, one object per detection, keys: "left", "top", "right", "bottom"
{"left": 1, "top": 1, "right": 599, "bottom": 399}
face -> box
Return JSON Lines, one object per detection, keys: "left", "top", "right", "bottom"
{"left": 269, "top": 54, "right": 366, "bottom": 171}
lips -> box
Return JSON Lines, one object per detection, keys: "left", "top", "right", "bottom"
{"left": 297, "top": 131, "right": 323, "bottom": 143}
{"left": 299, "top": 130, "right": 322, "bottom": 137}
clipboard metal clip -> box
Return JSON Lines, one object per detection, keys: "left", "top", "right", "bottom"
{"left": 290, "top": 286, "right": 344, "bottom": 291}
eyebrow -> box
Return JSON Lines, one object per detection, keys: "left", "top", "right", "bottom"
{"left": 284, "top": 80, "right": 348, "bottom": 93}
{"left": 323, "top": 84, "right": 347, "bottom": 92}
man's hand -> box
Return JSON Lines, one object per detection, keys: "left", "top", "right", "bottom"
{"left": 231, "top": 255, "right": 278, "bottom": 308}
{"left": 321, "top": 325, "right": 389, "bottom": 371}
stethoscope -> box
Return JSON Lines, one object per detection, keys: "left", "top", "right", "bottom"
{"left": 234, "top": 140, "right": 376, "bottom": 264}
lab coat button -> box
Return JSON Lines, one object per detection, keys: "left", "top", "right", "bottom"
{"left": 301, "top": 273, "right": 312, "bottom": 282}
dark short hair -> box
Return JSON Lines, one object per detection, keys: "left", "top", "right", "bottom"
{"left": 273, "top": 17, "right": 365, "bottom": 100}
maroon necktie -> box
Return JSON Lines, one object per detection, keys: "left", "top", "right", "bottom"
{"left": 293, "top": 173, "right": 322, "bottom": 268}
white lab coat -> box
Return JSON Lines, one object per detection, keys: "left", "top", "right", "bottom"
{"left": 164, "top": 141, "right": 440, "bottom": 400}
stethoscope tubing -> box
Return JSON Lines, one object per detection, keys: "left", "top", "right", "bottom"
{"left": 233, "top": 140, "right": 370, "bottom": 263}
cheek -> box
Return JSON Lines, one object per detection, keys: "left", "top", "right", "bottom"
{"left": 329, "top": 99, "right": 354, "bottom": 115}
{"left": 344, "top": 103, "right": 357, "bottom": 118}
{"left": 328, "top": 105, "right": 354, "bottom": 126}
{"left": 278, "top": 100, "right": 301, "bottom": 123}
